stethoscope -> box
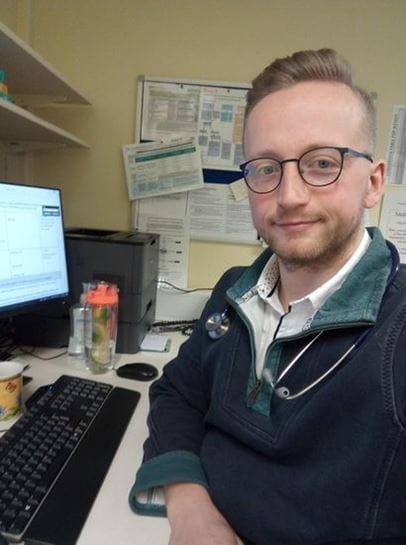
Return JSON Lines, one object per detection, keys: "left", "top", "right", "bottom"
{"left": 205, "top": 240, "right": 400, "bottom": 400}
{"left": 205, "top": 309, "right": 231, "bottom": 340}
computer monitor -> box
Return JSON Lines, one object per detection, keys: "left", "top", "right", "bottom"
{"left": 0, "top": 181, "right": 69, "bottom": 321}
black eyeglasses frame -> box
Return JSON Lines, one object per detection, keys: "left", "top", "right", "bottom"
{"left": 239, "top": 146, "right": 374, "bottom": 194}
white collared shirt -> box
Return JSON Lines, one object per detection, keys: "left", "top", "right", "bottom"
{"left": 241, "top": 230, "right": 371, "bottom": 378}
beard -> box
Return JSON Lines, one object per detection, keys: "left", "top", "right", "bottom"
{"left": 262, "top": 207, "right": 365, "bottom": 271}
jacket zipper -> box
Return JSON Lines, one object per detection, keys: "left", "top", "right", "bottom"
{"left": 225, "top": 289, "right": 258, "bottom": 401}
{"left": 246, "top": 379, "right": 262, "bottom": 404}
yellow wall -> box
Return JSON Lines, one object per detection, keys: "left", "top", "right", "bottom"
{"left": 0, "top": 0, "right": 18, "bottom": 30}
{"left": 1, "top": 0, "right": 406, "bottom": 288}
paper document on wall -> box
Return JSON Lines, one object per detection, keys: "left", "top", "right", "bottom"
{"left": 141, "top": 81, "right": 200, "bottom": 138}
{"left": 379, "top": 187, "right": 406, "bottom": 262}
{"left": 188, "top": 183, "right": 259, "bottom": 244}
{"left": 135, "top": 193, "right": 190, "bottom": 288}
{"left": 134, "top": 182, "right": 259, "bottom": 280}
{"left": 197, "top": 86, "right": 246, "bottom": 170}
{"left": 138, "top": 78, "right": 249, "bottom": 171}
{"left": 228, "top": 178, "right": 249, "bottom": 201}
{"left": 122, "top": 137, "right": 204, "bottom": 200}
{"left": 386, "top": 105, "right": 406, "bottom": 185}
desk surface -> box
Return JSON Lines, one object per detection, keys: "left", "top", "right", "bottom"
{"left": 8, "top": 333, "right": 188, "bottom": 545}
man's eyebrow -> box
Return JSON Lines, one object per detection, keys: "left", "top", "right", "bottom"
{"left": 249, "top": 143, "right": 341, "bottom": 159}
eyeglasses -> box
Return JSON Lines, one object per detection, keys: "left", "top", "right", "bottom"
{"left": 239, "top": 146, "right": 373, "bottom": 194}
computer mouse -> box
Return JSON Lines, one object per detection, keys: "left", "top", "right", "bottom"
{"left": 116, "top": 362, "right": 159, "bottom": 382}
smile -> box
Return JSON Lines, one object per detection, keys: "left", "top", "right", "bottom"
{"left": 275, "top": 219, "right": 319, "bottom": 232}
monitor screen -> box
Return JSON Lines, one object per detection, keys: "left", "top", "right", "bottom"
{"left": 0, "top": 181, "right": 69, "bottom": 319}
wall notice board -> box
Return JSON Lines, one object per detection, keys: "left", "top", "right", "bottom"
{"left": 133, "top": 75, "right": 259, "bottom": 246}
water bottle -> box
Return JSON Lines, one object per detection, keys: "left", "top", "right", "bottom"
{"left": 67, "top": 292, "right": 86, "bottom": 358}
{"left": 84, "top": 281, "right": 119, "bottom": 374}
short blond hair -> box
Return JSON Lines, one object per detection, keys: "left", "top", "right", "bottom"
{"left": 245, "top": 48, "right": 376, "bottom": 149}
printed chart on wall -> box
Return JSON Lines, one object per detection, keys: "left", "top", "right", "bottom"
{"left": 380, "top": 188, "right": 406, "bottom": 263}
{"left": 123, "top": 137, "right": 204, "bottom": 200}
{"left": 133, "top": 193, "right": 191, "bottom": 288}
{"left": 386, "top": 105, "right": 406, "bottom": 185}
{"left": 135, "top": 75, "right": 250, "bottom": 171}
{"left": 380, "top": 105, "right": 406, "bottom": 262}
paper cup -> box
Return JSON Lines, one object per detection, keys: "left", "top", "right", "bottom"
{"left": 0, "top": 361, "right": 24, "bottom": 422}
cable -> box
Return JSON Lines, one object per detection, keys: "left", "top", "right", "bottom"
{"left": 16, "top": 345, "right": 68, "bottom": 361}
{"left": 157, "top": 280, "right": 212, "bottom": 293}
{"left": 181, "top": 325, "right": 195, "bottom": 336}
{"left": 152, "top": 319, "right": 197, "bottom": 334}
{"left": 0, "top": 320, "right": 68, "bottom": 361}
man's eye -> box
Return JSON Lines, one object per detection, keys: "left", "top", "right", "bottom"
{"left": 258, "top": 164, "right": 276, "bottom": 176}
{"left": 306, "top": 157, "right": 339, "bottom": 170}
{"left": 317, "top": 159, "right": 332, "bottom": 169}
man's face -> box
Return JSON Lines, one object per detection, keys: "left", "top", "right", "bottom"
{"left": 243, "top": 81, "right": 384, "bottom": 270}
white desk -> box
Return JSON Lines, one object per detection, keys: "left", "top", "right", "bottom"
{"left": 12, "top": 332, "right": 187, "bottom": 545}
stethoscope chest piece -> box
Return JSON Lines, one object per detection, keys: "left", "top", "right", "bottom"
{"left": 275, "top": 386, "right": 290, "bottom": 399}
{"left": 206, "top": 311, "right": 230, "bottom": 340}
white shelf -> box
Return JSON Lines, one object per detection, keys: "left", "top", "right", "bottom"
{"left": 0, "top": 98, "right": 89, "bottom": 149}
{"left": 0, "top": 21, "right": 89, "bottom": 105}
{"left": 0, "top": 20, "right": 90, "bottom": 149}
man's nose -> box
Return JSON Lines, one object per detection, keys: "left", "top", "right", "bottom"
{"left": 276, "top": 160, "right": 310, "bottom": 207}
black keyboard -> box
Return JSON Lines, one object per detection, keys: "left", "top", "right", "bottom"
{"left": 0, "top": 374, "right": 140, "bottom": 545}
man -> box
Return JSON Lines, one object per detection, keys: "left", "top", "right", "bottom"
{"left": 130, "top": 49, "right": 406, "bottom": 545}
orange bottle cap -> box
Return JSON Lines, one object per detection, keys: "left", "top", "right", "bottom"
{"left": 86, "top": 283, "right": 118, "bottom": 305}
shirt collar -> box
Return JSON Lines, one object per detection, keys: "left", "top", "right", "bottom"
{"left": 256, "top": 253, "right": 279, "bottom": 299}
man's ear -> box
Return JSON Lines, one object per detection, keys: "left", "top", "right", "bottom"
{"left": 364, "top": 159, "right": 386, "bottom": 209}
